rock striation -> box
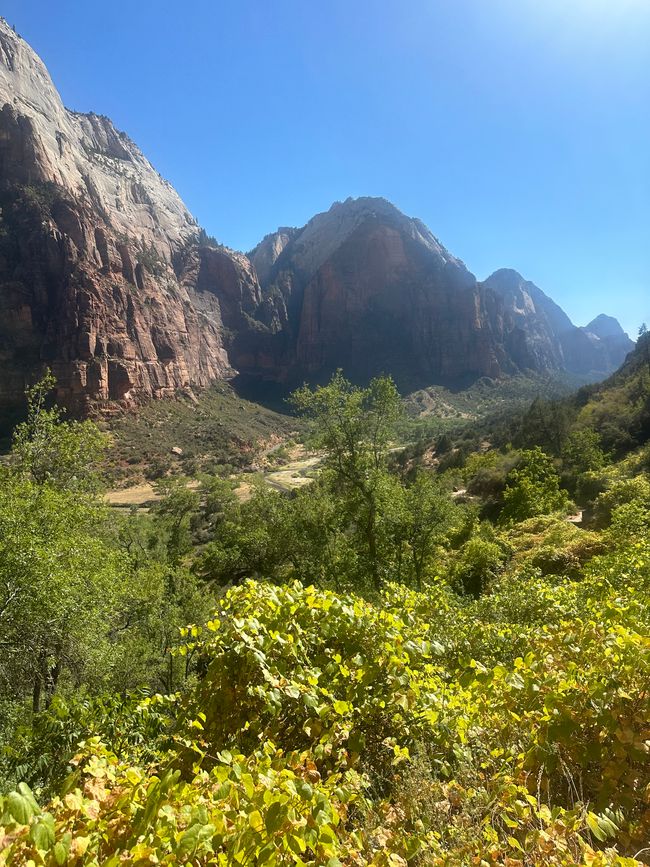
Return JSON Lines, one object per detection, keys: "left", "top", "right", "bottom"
{"left": 0, "top": 18, "right": 261, "bottom": 417}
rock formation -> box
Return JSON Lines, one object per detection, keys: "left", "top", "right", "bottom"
{"left": 483, "top": 269, "right": 634, "bottom": 379}
{"left": 0, "top": 18, "right": 260, "bottom": 418}
{"left": 241, "top": 202, "right": 633, "bottom": 390}
{"left": 0, "top": 20, "right": 634, "bottom": 419}
{"left": 240, "top": 198, "right": 513, "bottom": 389}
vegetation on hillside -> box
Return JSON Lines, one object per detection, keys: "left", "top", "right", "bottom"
{"left": 104, "top": 383, "right": 299, "bottom": 484}
{"left": 1, "top": 365, "right": 649, "bottom": 865}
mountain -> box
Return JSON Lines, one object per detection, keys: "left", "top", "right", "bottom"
{"left": 240, "top": 197, "right": 523, "bottom": 390}
{"left": 483, "top": 269, "right": 634, "bottom": 380}
{"left": 0, "top": 20, "right": 634, "bottom": 416}
{"left": 0, "top": 18, "right": 262, "bottom": 418}
{"left": 586, "top": 313, "right": 628, "bottom": 340}
{"left": 241, "top": 206, "right": 633, "bottom": 390}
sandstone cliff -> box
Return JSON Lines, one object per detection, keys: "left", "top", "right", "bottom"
{"left": 0, "top": 18, "right": 262, "bottom": 417}
{"left": 242, "top": 199, "right": 633, "bottom": 390}
{"left": 240, "top": 198, "right": 512, "bottom": 390}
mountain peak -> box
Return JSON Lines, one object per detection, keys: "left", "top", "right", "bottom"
{"left": 327, "top": 195, "right": 403, "bottom": 220}
{"left": 483, "top": 268, "right": 574, "bottom": 331}
{"left": 485, "top": 267, "right": 529, "bottom": 288}
{"left": 482, "top": 268, "right": 634, "bottom": 378}
{"left": 586, "top": 314, "right": 629, "bottom": 340}
{"left": 0, "top": 19, "right": 636, "bottom": 411}
{"left": 0, "top": 16, "right": 65, "bottom": 122}
{"left": 259, "top": 196, "right": 467, "bottom": 284}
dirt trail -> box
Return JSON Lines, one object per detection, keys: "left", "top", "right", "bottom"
{"left": 105, "top": 483, "right": 159, "bottom": 508}
{"left": 264, "top": 454, "right": 321, "bottom": 492}
{"left": 105, "top": 451, "right": 322, "bottom": 510}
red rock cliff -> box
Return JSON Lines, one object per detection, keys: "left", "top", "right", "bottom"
{"left": 0, "top": 19, "right": 260, "bottom": 416}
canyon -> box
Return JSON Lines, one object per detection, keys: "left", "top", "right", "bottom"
{"left": 0, "top": 19, "right": 634, "bottom": 420}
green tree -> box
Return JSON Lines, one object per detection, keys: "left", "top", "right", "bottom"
{"left": 0, "top": 474, "right": 127, "bottom": 713}
{"left": 291, "top": 372, "right": 402, "bottom": 589}
{"left": 500, "top": 447, "right": 570, "bottom": 524}
{"left": 0, "top": 375, "right": 211, "bottom": 727}
{"left": 516, "top": 397, "right": 572, "bottom": 454}
{"left": 390, "top": 472, "right": 457, "bottom": 589}
{"left": 197, "top": 482, "right": 293, "bottom": 585}
{"left": 11, "top": 370, "right": 108, "bottom": 493}
{"left": 151, "top": 478, "right": 201, "bottom": 566}
{"left": 561, "top": 428, "right": 607, "bottom": 475}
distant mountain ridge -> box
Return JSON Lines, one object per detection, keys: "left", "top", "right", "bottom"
{"left": 482, "top": 269, "right": 634, "bottom": 381}
{"left": 0, "top": 20, "right": 634, "bottom": 416}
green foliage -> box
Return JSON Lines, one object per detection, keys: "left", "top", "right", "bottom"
{"left": 4, "top": 692, "right": 174, "bottom": 797}
{"left": 463, "top": 449, "right": 519, "bottom": 511}
{"left": 561, "top": 428, "right": 607, "bottom": 475}
{"left": 181, "top": 581, "right": 441, "bottom": 786}
{"left": 504, "top": 514, "right": 604, "bottom": 577}
{"left": 151, "top": 477, "right": 201, "bottom": 565}
{"left": 576, "top": 333, "right": 650, "bottom": 455}
{"left": 2, "top": 569, "right": 649, "bottom": 864}
{"left": 0, "top": 473, "right": 129, "bottom": 715}
{"left": 390, "top": 471, "right": 458, "bottom": 589}
{"left": 606, "top": 500, "right": 650, "bottom": 545}
{"left": 515, "top": 396, "right": 573, "bottom": 454}
{"left": 449, "top": 536, "right": 505, "bottom": 597}
{"left": 291, "top": 372, "right": 402, "bottom": 589}
{"left": 0, "top": 375, "right": 211, "bottom": 791}
{"left": 197, "top": 227, "right": 222, "bottom": 248}
{"left": 500, "top": 447, "right": 571, "bottom": 524}
{"left": 3, "top": 368, "right": 650, "bottom": 865}
{"left": 593, "top": 475, "right": 650, "bottom": 527}
{"left": 11, "top": 370, "right": 108, "bottom": 493}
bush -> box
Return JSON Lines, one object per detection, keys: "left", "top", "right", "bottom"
{"left": 593, "top": 475, "right": 650, "bottom": 526}
{"left": 500, "top": 447, "right": 570, "bottom": 524}
{"left": 449, "top": 537, "right": 506, "bottom": 597}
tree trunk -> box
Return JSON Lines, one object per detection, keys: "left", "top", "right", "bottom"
{"left": 45, "top": 656, "right": 61, "bottom": 709}
{"left": 32, "top": 672, "right": 42, "bottom": 714}
{"left": 366, "top": 503, "right": 380, "bottom": 590}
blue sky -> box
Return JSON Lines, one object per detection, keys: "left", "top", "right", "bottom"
{"left": 4, "top": 0, "right": 649, "bottom": 334}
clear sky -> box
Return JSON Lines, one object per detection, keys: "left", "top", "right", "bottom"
{"left": 3, "top": 0, "right": 649, "bottom": 334}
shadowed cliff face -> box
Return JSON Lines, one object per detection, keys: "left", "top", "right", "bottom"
{"left": 239, "top": 198, "right": 517, "bottom": 390}
{"left": 241, "top": 199, "right": 633, "bottom": 391}
{"left": 0, "top": 19, "right": 262, "bottom": 417}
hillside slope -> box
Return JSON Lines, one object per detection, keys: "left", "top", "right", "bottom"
{"left": 575, "top": 331, "right": 650, "bottom": 452}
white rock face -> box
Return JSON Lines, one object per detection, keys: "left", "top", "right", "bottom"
{"left": 0, "top": 17, "right": 196, "bottom": 258}
{"left": 249, "top": 228, "right": 297, "bottom": 285}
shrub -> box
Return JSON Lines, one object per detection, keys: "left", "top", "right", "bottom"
{"left": 500, "top": 447, "right": 570, "bottom": 524}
